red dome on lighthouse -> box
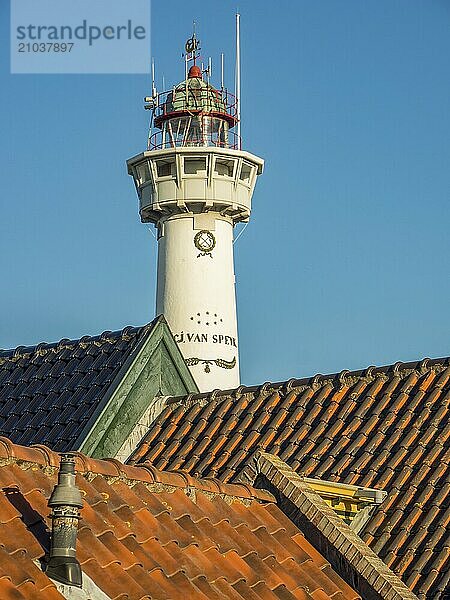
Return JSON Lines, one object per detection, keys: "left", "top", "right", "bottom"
{"left": 188, "top": 65, "right": 202, "bottom": 78}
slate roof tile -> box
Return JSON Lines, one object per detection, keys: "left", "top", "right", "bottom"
{"left": 131, "top": 357, "right": 450, "bottom": 599}
{"left": 0, "top": 438, "right": 361, "bottom": 600}
{"left": 0, "top": 321, "right": 159, "bottom": 451}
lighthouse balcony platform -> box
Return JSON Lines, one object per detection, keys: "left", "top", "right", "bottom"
{"left": 127, "top": 146, "right": 264, "bottom": 225}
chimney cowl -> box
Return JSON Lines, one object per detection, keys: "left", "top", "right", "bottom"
{"left": 48, "top": 455, "right": 83, "bottom": 508}
{"left": 46, "top": 453, "right": 83, "bottom": 588}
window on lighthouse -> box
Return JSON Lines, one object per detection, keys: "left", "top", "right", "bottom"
{"left": 136, "top": 161, "right": 151, "bottom": 184}
{"left": 215, "top": 159, "right": 235, "bottom": 177}
{"left": 156, "top": 159, "right": 175, "bottom": 178}
{"left": 239, "top": 162, "right": 253, "bottom": 184}
{"left": 184, "top": 157, "right": 207, "bottom": 176}
{"left": 185, "top": 117, "right": 203, "bottom": 146}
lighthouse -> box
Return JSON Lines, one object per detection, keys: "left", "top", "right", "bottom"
{"left": 127, "top": 29, "right": 264, "bottom": 391}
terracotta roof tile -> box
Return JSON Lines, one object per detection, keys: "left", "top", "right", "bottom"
{"left": 131, "top": 357, "right": 450, "bottom": 599}
{"left": 0, "top": 437, "right": 359, "bottom": 599}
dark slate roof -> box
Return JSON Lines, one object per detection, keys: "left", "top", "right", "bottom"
{"left": 130, "top": 357, "right": 450, "bottom": 600}
{"left": 0, "top": 319, "right": 160, "bottom": 451}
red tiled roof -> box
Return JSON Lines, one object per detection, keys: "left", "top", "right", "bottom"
{"left": 0, "top": 437, "right": 361, "bottom": 600}
{"left": 130, "top": 357, "right": 450, "bottom": 600}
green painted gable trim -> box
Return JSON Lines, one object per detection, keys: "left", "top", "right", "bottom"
{"left": 77, "top": 317, "right": 197, "bottom": 458}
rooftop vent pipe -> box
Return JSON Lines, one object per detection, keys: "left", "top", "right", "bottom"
{"left": 46, "top": 453, "right": 83, "bottom": 587}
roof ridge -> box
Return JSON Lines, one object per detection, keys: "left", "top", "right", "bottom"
{"left": 0, "top": 436, "right": 273, "bottom": 505}
{"left": 0, "top": 320, "right": 160, "bottom": 364}
{"left": 166, "top": 356, "right": 450, "bottom": 408}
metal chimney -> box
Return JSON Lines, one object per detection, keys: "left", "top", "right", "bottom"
{"left": 46, "top": 453, "right": 83, "bottom": 587}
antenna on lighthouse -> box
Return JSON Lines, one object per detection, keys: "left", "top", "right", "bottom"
{"left": 207, "top": 57, "right": 212, "bottom": 85}
{"left": 151, "top": 58, "right": 157, "bottom": 97}
{"left": 144, "top": 58, "right": 157, "bottom": 114}
{"left": 235, "top": 13, "right": 241, "bottom": 149}
{"left": 221, "top": 53, "right": 224, "bottom": 89}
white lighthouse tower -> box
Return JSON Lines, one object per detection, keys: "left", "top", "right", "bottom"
{"left": 127, "top": 29, "right": 263, "bottom": 391}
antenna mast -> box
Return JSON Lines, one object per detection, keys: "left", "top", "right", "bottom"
{"left": 235, "top": 13, "right": 241, "bottom": 149}
{"left": 151, "top": 58, "right": 157, "bottom": 97}
{"left": 208, "top": 57, "right": 212, "bottom": 85}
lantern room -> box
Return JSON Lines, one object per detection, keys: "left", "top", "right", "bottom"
{"left": 145, "top": 35, "right": 240, "bottom": 151}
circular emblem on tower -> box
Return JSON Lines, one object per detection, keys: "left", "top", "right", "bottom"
{"left": 194, "top": 230, "right": 216, "bottom": 257}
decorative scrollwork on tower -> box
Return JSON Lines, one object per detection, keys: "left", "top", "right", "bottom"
{"left": 185, "top": 356, "right": 236, "bottom": 373}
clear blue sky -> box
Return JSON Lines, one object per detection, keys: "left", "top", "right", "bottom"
{"left": 1, "top": 1, "right": 449, "bottom": 385}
